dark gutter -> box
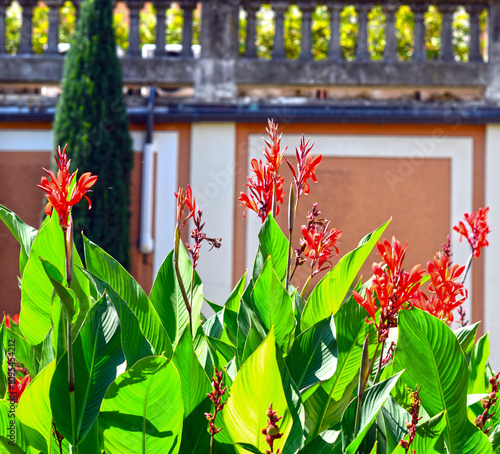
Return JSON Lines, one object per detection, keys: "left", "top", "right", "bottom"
{"left": 2, "top": 103, "right": 500, "bottom": 125}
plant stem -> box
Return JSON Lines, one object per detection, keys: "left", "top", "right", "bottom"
{"left": 174, "top": 228, "right": 193, "bottom": 328}
{"left": 210, "top": 433, "right": 214, "bottom": 454}
{"left": 461, "top": 252, "right": 473, "bottom": 284}
{"left": 373, "top": 340, "right": 386, "bottom": 384}
{"left": 300, "top": 274, "right": 313, "bottom": 299}
{"left": 285, "top": 184, "right": 296, "bottom": 292}
{"left": 64, "top": 219, "right": 78, "bottom": 453}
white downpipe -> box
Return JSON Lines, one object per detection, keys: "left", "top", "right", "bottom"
{"left": 139, "top": 142, "right": 155, "bottom": 254}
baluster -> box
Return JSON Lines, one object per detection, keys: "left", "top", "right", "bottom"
{"left": 467, "top": 4, "right": 484, "bottom": 62}
{"left": 244, "top": 1, "right": 259, "bottom": 58}
{"left": 271, "top": 1, "right": 288, "bottom": 60}
{"left": 127, "top": 0, "right": 144, "bottom": 57}
{"left": 45, "top": 0, "right": 62, "bottom": 54}
{"left": 17, "top": 0, "right": 37, "bottom": 54}
{"left": 0, "top": 0, "right": 9, "bottom": 54}
{"left": 356, "top": 3, "right": 371, "bottom": 61}
{"left": 412, "top": 3, "right": 427, "bottom": 62}
{"left": 327, "top": 2, "right": 343, "bottom": 62}
{"left": 179, "top": 0, "right": 196, "bottom": 57}
{"left": 440, "top": 4, "right": 455, "bottom": 61}
{"left": 383, "top": 2, "right": 398, "bottom": 62}
{"left": 299, "top": 2, "right": 314, "bottom": 61}
{"left": 152, "top": 0, "right": 169, "bottom": 56}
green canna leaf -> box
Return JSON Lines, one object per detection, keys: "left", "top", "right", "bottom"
{"left": 172, "top": 327, "right": 212, "bottom": 453}
{"left": 393, "top": 308, "right": 493, "bottom": 454}
{"left": 83, "top": 235, "right": 173, "bottom": 359}
{"left": 16, "top": 362, "right": 56, "bottom": 453}
{"left": 0, "top": 204, "right": 37, "bottom": 277}
{"left": 224, "top": 327, "right": 293, "bottom": 454}
{"left": 20, "top": 215, "right": 89, "bottom": 346}
{"left": 100, "top": 356, "right": 183, "bottom": 454}
{"left": 236, "top": 301, "right": 266, "bottom": 368}
{"left": 251, "top": 257, "right": 295, "bottom": 356}
{"left": 303, "top": 295, "right": 376, "bottom": 441}
{"left": 300, "top": 219, "right": 390, "bottom": 331}
{"left": 285, "top": 315, "right": 337, "bottom": 392}
{"left": 454, "top": 322, "right": 480, "bottom": 356}
{"left": 149, "top": 244, "right": 203, "bottom": 347}
{"left": 50, "top": 295, "right": 126, "bottom": 445}
{"left": 341, "top": 371, "right": 403, "bottom": 454}
{"left": 468, "top": 333, "right": 490, "bottom": 394}
{"left": 85, "top": 271, "right": 154, "bottom": 368}
{"left": 253, "top": 214, "right": 289, "bottom": 283}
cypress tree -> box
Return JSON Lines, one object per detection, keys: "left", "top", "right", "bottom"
{"left": 53, "top": 0, "right": 133, "bottom": 268}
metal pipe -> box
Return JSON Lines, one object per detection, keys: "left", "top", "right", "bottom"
{"left": 139, "top": 87, "right": 156, "bottom": 254}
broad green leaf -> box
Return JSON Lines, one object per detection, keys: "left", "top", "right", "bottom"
{"left": 236, "top": 301, "right": 266, "bottom": 368}
{"left": 172, "top": 328, "right": 212, "bottom": 453}
{"left": 226, "top": 272, "right": 247, "bottom": 313}
{"left": 225, "top": 328, "right": 293, "bottom": 454}
{"left": 0, "top": 204, "right": 37, "bottom": 276}
{"left": 286, "top": 316, "right": 337, "bottom": 392}
{"left": 0, "top": 400, "right": 33, "bottom": 453}
{"left": 301, "top": 219, "right": 390, "bottom": 330}
{"left": 100, "top": 356, "right": 183, "bottom": 454}
{"left": 50, "top": 295, "right": 126, "bottom": 445}
{"left": 253, "top": 215, "right": 289, "bottom": 283}
{"left": 251, "top": 258, "right": 295, "bottom": 356}
{"left": 391, "top": 411, "right": 447, "bottom": 454}
{"left": 455, "top": 322, "right": 480, "bottom": 356}
{"left": 393, "top": 308, "right": 493, "bottom": 454}
{"left": 149, "top": 245, "right": 203, "bottom": 347}
{"left": 223, "top": 307, "right": 239, "bottom": 347}
{"left": 468, "top": 333, "right": 490, "bottom": 394}
{"left": 341, "top": 371, "right": 403, "bottom": 454}
{"left": 2, "top": 323, "right": 36, "bottom": 377}
{"left": 203, "top": 311, "right": 225, "bottom": 339}
{"left": 0, "top": 325, "right": 5, "bottom": 399}
{"left": 20, "top": 215, "right": 89, "bottom": 345}
{"left": 17, "top": 362, "right": 56, "bottom": 453}
{"left": 86, "top": 271, "right": 154, "bottom": 368}
{"left": 380, "top": 395, "right": 410, "bottom": 453}
{"left": 297, "top": 429, "right": 340, "bottom": 454}
{"left": 83, "top": 236, "right": 173, "bottom": 358}
{"left": 207, "top": 337, "right": 236, "bottom": 367}
{"left": 40, "top": 258, "right": 78, "bottom": 321}
{"left": 491, "top": 422, "right": 500, "bottom": 452}
{"left": 304, "top": 296, "right": 375, "bottom": 440}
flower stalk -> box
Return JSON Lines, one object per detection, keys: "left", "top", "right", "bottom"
{"left": 38, "top": 145, "right": 97, "bottom": 453}
{"left": 205, "top": 368, "right": 227, "bottom": 454}
{"left": 262, "top": 403, "right": 283, "bottom": 454}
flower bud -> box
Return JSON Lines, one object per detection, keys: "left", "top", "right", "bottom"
{"left": 267, "top": 425, "right": 280, "bottom": 436}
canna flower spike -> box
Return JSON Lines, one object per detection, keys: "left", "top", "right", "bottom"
{"left": 38, "top": 144, "right": 97, "bottom": 230}
{"left": 453, "top": 207, "right": 490, "bottom": 258}
{"left": 262, "top": 403, "right": 283, "bottom": 454}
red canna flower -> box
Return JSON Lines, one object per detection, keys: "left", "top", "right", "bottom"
{"left": 412, "top": 254, "right": 467, "bottom": 323}
{"left": 239, "top": 158, "right": 284, "bottom": 223}
{"left": 3, "top": 314, "right": 19, "bottom": 329}
{"left": 353, "top": 237, "right": 424, "bottom": 342}
{"left": 300, "top": 218, "right": 342, "bottom": 276}
{"left": 286, "top": 134, "right": 322, "bottom": 198}
{"left": 453, "top": 207, "right": 490, "bottom": 258}
{"left": 174, "top": 185, "right": 196, "bottom": 232}
{"left": 263, "top": 119, "right": 287, "bottom": 176}
{"left": 9, "top": 374, "right": 31, "bottom": 404}
{"left": 38, "top": 145, "right": 98, "bottom": 229}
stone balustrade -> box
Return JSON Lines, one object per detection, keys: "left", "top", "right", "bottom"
{"left": 0, "top": 0, "right": 499, "bottom": 101}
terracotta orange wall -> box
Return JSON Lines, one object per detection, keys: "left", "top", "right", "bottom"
{"left": 0, "top": 121, "right": 191, "bottom": 316}
{"left": 233, "top": 123, "right": 486, "bottom": 326}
